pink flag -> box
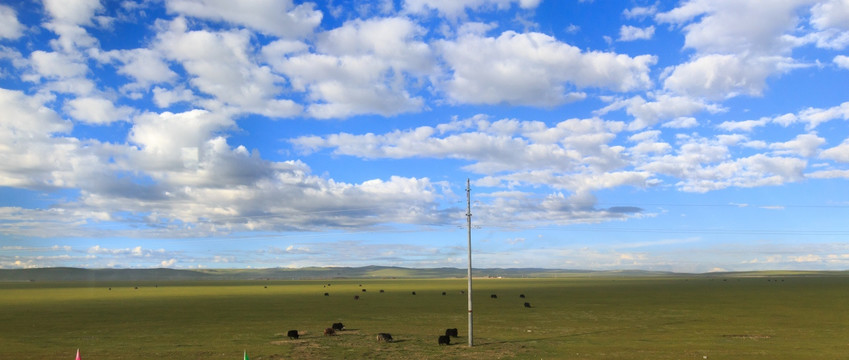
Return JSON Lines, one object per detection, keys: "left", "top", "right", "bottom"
{"left": 75, "top": 349, "right": 81, "bottom": 360}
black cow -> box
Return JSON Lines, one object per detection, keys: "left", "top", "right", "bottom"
{"left": 377, "top": 333, "right": 393, "bottom": 342}
{"left": 379, "top": 289, "right": 385, "bottom": 293}
{"left": 324, "top": 292, "right": 329, "bottom": 296}
{"left": 354, "top": 295, "right": 360, "bottom": 300}
{"left": 519, "top": 294, "right": 526, "bottom": 298}
{"left": 287, "top": 330, "right": 299, "bottom": 339}
{"left": 445, "top": 328, "right": 459, "bottom": 337}
{"left": 438, "top": 335, "right": 451, "bottom": 345}
{"left": 362, "top": 289, "right": 367, "bottom": 292}
{"left": 442, "top": 292, "right": 447, "bottom": 295}
{"left": 490, "top": 294, "right": 497, "bottom": 299}
{"left": 524, "top": 302, "right": 532, "bottom": 308}
{"left": 411, "top": 291, "right": 416, "bottom": 295}
{"left": 332, "top": 322, "right": 345, "bottom": 331}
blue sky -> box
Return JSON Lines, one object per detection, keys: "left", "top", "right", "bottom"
{"left": 1, "top": 0, "right": 848, "bottom": 272}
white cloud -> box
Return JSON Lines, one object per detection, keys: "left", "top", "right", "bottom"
{"left": 662, "top": 117, "right": 698, "bottom": 129}
{"left": 836, "top": 55, "right": 849, "bottom": 69}
{"left": 154, "top": 17, "right": 301, "bottom": 117}
{"left": 152, "top": 86, "right": 195, "bottom": 108}
{"left": 0, "top": 5, "right": 23, "bottom": 39}
{"left": 655, "top": 0, "right": 807, "bottom": 55}
{"left": 623, "top": 5, "right": 657, "bottom": 19}
{"left": 403, "top": 0, "right": 541, "bottom": 18}
{"left": 662, "top": 54, "right": 794, "bottom": 100}
{"left": 796, "top": 101, "right": 849, "bottom": 130}
{"left": 820, "top": 138, "right": 849, "bottom": 162}
{"left": 638, "top": 134, "right": 808, "bottom": 192}
{"left": 811, "top": 0, "right": 849, "bottom": 30}
{"left": 438, "top": 31, "right": 656, "bottom": 106}
{"left": 806, "top": 0, "right": 849, "bottom": 49}
{"left": 41, "top": 0, "right": 105, "bottom": 52}
{"left": 717, "top": 117, "right": 770, "bottom": 132}
{"left": 619, "top": 25, "right": 654, "bottom": 41}
{"left": 29, "top": 50, "right": 88, "bottom": 79}
{"left": 166, "top": 0, "right": 322, "bottom": 38}
{"left": 43, "top": 0, "right": 103, "bottom": 26}
{"left": 596, "top": 94, "right": 722, "bottom": 130}
{"left": 66, "top": 96, "right": 134, "bottom": 125}
{"left": 769, "top": 133, "right": 825, "bottom": 158}
{"left": 269, "top": 17, "right": 435, "bottom": 118}
{"left": 293, "top": 116, "right": 631, "bottom": 177}
{"left": 103, "top": 48, "right": 178, "bottom": 88}
{"left": 128, "top": 109, "right": 234, "bottom": 160}
{"left": 657, "top": 0, "right": 813, "bottom": 100}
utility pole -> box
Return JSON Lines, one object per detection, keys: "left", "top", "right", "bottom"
{"left": 466, "top": 178, "right": 474, "bottom": 347}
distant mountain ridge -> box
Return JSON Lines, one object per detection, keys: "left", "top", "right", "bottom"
{"left": 0, "top": 266, "right": 678, "bottom": 282}
{"left": 2, "top": 266, "right": 843, "bottom": 282}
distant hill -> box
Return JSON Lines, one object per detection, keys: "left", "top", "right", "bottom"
{"left": 0, "top": 266, "right": 680, "bottom": 282}
{"left": 4, "top": 266, "right": 842, "bottom": 282}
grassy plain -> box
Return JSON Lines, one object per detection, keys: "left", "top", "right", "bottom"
{"left": 2, "top": 275, "right": 849, "bottom": 359}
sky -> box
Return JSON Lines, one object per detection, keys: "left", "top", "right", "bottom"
{"left": 1, "top": 0, "right": 848, "bottom": 273}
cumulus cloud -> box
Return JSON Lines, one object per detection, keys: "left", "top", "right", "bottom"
{"left": 0, "top": 5, "right": 23, "bottom": 39}
{"left": 638, "top": 134, "right": 807, "bottom": 192}
{"left": 596, "top": 94, "right": 723, "bottom": 130}
{"left": 438, "top": 31, "right": 656, "bottom": 106}
{"left": 292, "top": 115, "right": 632, "bottom": 177}
{"left": 66, "top": 96, "right": 134, "bottom": 125}
{"left": 807, "top": 0, "right": 849, "bottom": 49}
{"left": 403, "top": 0, "right": 541, "bottom": 18}
{"left": 835, "top": 55, "right": 849, "bottom": 69}
{"left": 656, "top": 0, "right": 812, "bottom": 100}
{"left": 769, "top": 133, "right": 825, "bottom": 158}
{"left": 623, "top": 4, "right": 657, "bottom": 19}
{"left": 820, "top": 138, "right": 849, "bottom": 163}
{"left": 154, "top": 17, "right": 301, "bottom": 117}
{"left": 166, "top": 0, "right": 322, "bottom": 38}
{"left": 268, "top": 17, "right": 435, "bottom": 118}
{"left": 662, "top": 54, "right": 795, "bottom": 100}
{"left": 619, "top": 25, "right": 654, "bottom": 41}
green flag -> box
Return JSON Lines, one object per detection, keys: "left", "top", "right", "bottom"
{"left": 244, "top": 350, "right": 249, "bottom": 360}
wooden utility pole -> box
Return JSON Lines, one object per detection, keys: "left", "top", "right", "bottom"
{"left": 466, "top": 178, "right": 474, "bottom": 346}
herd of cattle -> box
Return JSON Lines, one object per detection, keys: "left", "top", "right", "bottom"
{"left": 285, "top": 323, "right": 460, "bottom": 345}
{"left": 286, "top": 285, "right": 532, "bottom": 346}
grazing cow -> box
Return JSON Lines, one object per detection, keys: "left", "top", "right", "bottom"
{"left": 354, "top": 295, "right": 360, "bottom": 300}
{"left": 445, "top": 328, "right": 459, "bottom": 337}
{"left": 438, "top": 335, "right": 451, "bottom": 345}
{"left": 324, "top": 292, "right": 329, "bottom": 296}
{"left": 332, "top": 322, "right": 345, "bottom": 331}
{"left": 287, "top": 330, "right": 299, "bottom": 339}
{"left": 324, "top": 328, "right": 336, "bottom": 336}
{"left": 379, "top": 289, "right": 384, "bottom": 293}
{"left": 412, "top": 291, "right": 416, "bottom": 295}
{"left": 524, "top": 302, "right": 532, "bottom": 308}
{"left": 377, "top": 333, "right": 393, "bottom": 342}
{"left": 519, "top": 294, "right": 525, "bottom": 298}
{"left": 490, "top": 294, "right": 497, "bottom": 299}
{"left": 442, "top": 292, "right": 447, "bottom": 295}
{"left": 362, "top": 289, "right": 366, "bottom": 292}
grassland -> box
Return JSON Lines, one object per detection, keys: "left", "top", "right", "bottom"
{"left": 2, "top": 275, "right": 849, "bottom": 359}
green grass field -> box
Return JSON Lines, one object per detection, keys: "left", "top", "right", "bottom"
{"left": 2, "top": 275, "right": 849, "bottom": 359}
